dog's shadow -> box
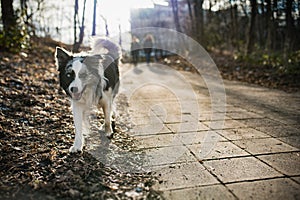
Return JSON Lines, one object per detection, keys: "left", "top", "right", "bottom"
{"left": 85, "top": 129, "right": 114, "bottom": 164}
{"left": 85, "top": 127, "right": 150, "bottom": 172}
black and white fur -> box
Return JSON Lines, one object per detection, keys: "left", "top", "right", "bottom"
{"left": 55, "top": 38, "right": 121, "bottom": 153}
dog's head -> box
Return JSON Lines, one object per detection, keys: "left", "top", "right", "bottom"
{"left": 55, "top": 47, "right": 103, "bottom": 101}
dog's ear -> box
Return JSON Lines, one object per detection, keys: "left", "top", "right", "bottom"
{"left": 55, "top": 47, "right": 72, "bottom": 71}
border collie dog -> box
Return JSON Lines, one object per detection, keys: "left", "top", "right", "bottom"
{"left": 55, "top": 38, "right": 121, "bottom": 153}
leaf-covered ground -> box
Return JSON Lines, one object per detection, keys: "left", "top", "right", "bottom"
{"left": 0, "top": 38, "right": 163, "bottom": 200}
{"left": 211, "top": 51, "right": 300, "bottom": 93}
{"left": 159, "top": 52, "right": 300, "bottom": 93}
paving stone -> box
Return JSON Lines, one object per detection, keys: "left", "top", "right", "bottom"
{"left": 217, "top": 128, "right": 271, "bottom": 141}
{"left": 135, "top": 131, "right": 223, "bottom": 149}
{"left": 128, "top": 84, "right": 179, "bottom": 100}
{"left": 162, "top": 184, "right": 236, "bottom": 200}
{"left": 148, "top": 101, "right": 182, "bottom": 118}
{"left": 188, "top": 141, "right": 249, "bottom": 160}
{"left": 203, "top": 119, "right": 248, "bottom": 130}
{"left": 216, "top": 105, "right": 249, "bottom": 113}
{"left": 130, "top": 115, "right": 162, "bottom": 126}
{"left": 197, "top": 104, "right": 212, "bottom": 114}
{"left": 254, "top": 125, "right": 300, "bottom": 138}
{"left": 242, "top": 105, "right": 269, "bottom": 115}
{"left": 128, "top": 101, "right": 154, "bottom": 118}
{"left": 159, "top": 113, "right": 196, "bottom": 124}
{"left": 199, "top": 112, "right": 229, "bottom": 122}
{"left": 204, "top": 157, "right": 282, "bottom": 183}
{"left": 152, "top": 162, "right": 219, "bottom": 190}
{"left": 258, "top": 152, "right": 300, "bottom": 176}
{"left": 227, "top": 111, "right": 263, "bottom": 120}
{"left": 233, "top": 137, "right": 298, "bottom": 155}
{"left": 240, "top": 118, "right": 284, "bottom": 127}
{"left": 196, "top": 96, "right": 211, "bottom": 103}
{"left": 142, "top": 99, "right": 180, "bottom": 104}
{"left": 291, "top": 176, "right": 300, "bottom": 184}
{"left": 277, "top": 136, "right": 300, "bottom": 149}
{"left": 175, "top": 100, "right": 200, "bottom": 113}
{"left": 177, "top": 130, "right": 227, "bottom": 145}
{"left": 166, "top": 121, "right": 209, "bottom": 133}
{"left": 265, "top": 113, "right": 300, "bottom": 125}
{"left": 135, "top": 133, "right": 182, "bottom": 149}
{"left": 130, "top": 124, "right": 172, "bottom": 136}
{"left": 143, "top": 146, "right": 197, "bottom": 166}
{"left": 227, "top": 178, "right": 300, "bottom": 200}
{"left": 195, "top": 92, "right": 210, "bottom": 100}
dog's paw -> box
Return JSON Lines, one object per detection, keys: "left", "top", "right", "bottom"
{"left": 105, "top": 124, "right": 114, "bottom": 139}
{"left": 69, "top": 145, "right": 83, "bottom": 153}
{"left": 105, "top": 132, "right": 114, "bottom": 139}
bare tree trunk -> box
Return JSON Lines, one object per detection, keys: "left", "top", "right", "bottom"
{"left": 230, "top": 3, "right": 238, "bottom": 50}
{"left": 73, "top": 0, "right": 78, "bottom": 47}
{"left": 171, "top": 0, "right": 187, "bottom": 54}
{"left": 246, "top": 0, "right": 257, "bottom": 55}
{"left": 240, "top": 0, "right": 248, "bottom": 17}
{"left": 78, "top": 0, "right": 87, "bottom": 44}
{"left": 73, "top": 0, "right": 87, "bottom": 52}
{"left": 171, "top": 0, "right": 181, "bottom": 32}
{"left": 20, "top": 0, "right": 33, "bottom": 25}
{"left": 193, "top": 0, "right": 204, "bottom": 44}
{"left": 100, "top": 15, "right": 109, "bottom": 37}
{"left": 273, "top": 0, "right": 279, "bottom": 50}
{"left": 186, "top": 0, "right": 194, "bottom": 36}
{"left": 284, "top": 0, "right": 294, "bottom": 54}
{"left": 92, "top": 0, "right": 97, "bottom": 36}
{"left": 265, "top": 0, "right": 273, "bottom": 51}
{"left": 199, "top": 0, "right": 204, "bottom": 45}
{"left": 20, "top": 0, "right": 36, "bottom": 36}
{"left": 0, "top": 0, "right": 24, "bottom": 51}
{"left": 118, "top": 23, "right": 122, "bottom": 46}
{"left": 257, "top": 1, "right": 265, "bottom": 47}
{"left": 1, "top": 0, "right": 17, "bottom": 32}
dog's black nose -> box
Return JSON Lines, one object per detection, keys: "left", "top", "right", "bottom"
{"left": 70, "top": 87, "right": 78, "bottom": 93}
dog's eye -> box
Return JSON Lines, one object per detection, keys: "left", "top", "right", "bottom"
{"left": 66, "top": 73, "right": 72, "bottom": 78}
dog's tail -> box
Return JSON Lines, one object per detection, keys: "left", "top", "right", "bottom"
{"left": 91, "top": 37, "right": 122, "bottom": 61}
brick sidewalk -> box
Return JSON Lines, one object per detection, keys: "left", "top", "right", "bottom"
{"left": 120, "top": 63, "right": 300, "bottom": 200}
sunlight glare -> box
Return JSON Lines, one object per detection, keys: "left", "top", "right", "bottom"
{"left": 97, "top": 0, "right": 155, "bottom": 35}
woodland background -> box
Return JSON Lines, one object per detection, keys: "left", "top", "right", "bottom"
{"left": 1, "top": 1, "right": 299, "bottom": 56}
{"left": 1, "top": 0, "right": 300, "bottom": 92}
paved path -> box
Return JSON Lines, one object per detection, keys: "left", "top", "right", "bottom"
{"left": 119, "top": 63, "right": 300, "bottom": 200}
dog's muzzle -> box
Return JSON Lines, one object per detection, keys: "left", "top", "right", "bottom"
{"left": 70, "top": 86, "right": 86, "bottom": 101}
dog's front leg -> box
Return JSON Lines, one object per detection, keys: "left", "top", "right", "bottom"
{"left": 102, "top": 99, "right": 113, "bottom": 138}
{"left": 82, "top": 111, "right": 90, "bottom": 136}
{"left": 70, "top": 102, "right": 85, "bottom": 152}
